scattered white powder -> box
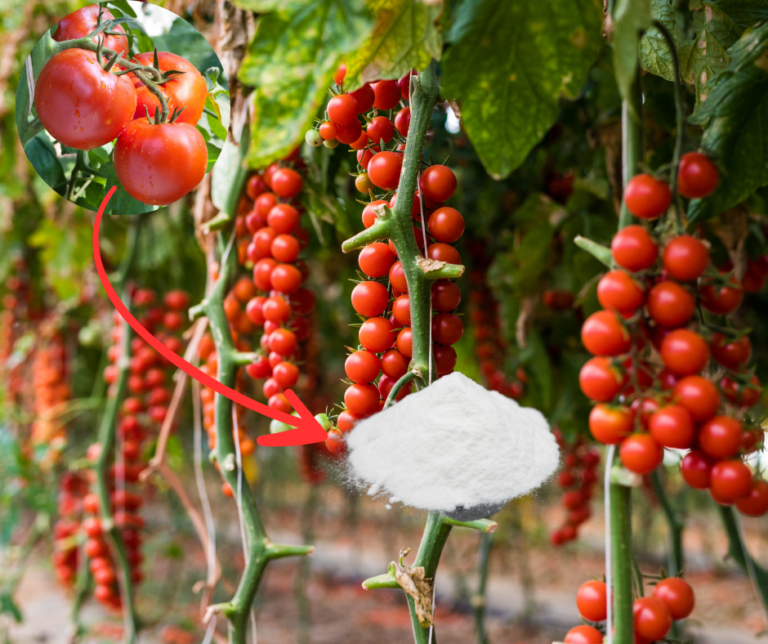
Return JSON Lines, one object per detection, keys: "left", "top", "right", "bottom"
{"left": 346, "top": 372, "right": 560, "bottom": 519}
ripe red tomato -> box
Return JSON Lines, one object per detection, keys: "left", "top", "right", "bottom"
{"left": 576, "top": 580, "right": 607, "bottom": 622}
{"left": 368, "top": 152, "right": 403, "bottom": 190}
{"left": 427, "top": 243, "right": 461, "bottom": 265}
{"left": 563, "top": 625, "right": 603, "bottom": 644}
{"left": 700, "top": 276, "right": 743, "bottom": 314}
{"left": 698, "top": 416, "right": 743, "bottom": 459}
{"left": 273, "top": 361, "right": 300, "bottom": 389}
{"left": 389, "top": 262, "right": 408, "bottom": 293}
{"left": 648, "top": 405, "right": 695, "bottom": 449}
{"left": 114, "top": 119, "right": 207, "bottom": 205}
{"left": 361, "top": 200, "right": 388, "bottom": 228}
{"left": 395, "top": 107, "right": 411, "bottom": 137}
{"left": 589, "top": 404, "right": 633, "bottom": 444}
{"left": 633, "top": 596, "right": 672, "bottom": 641}
{"left": 271, "top": 234, "right": 300, "bottom": 263}
{"left": 380, "top": 348, "right": 409, "bottom": 380}
{"left": 344, "top": 383, "right": 380, "bottom": 417}
{"left": 611, "top": 225, "right": 658, "bottom": 272}
{"left": 53, "top": 5, "right": 129, "bottom": 56}
{"left": 678, "top": 152, "right": 719, "bottom": 199}
{"left": 255, "top": 192, "right": 278, "bottom": 219}
{"left": 372, "top": 80, "right": 401, "bottom": 110}
{"left": 619, "top": 433, "right": 663, "bottom": 475}
{"left": 680, "top": 450, "right": 712, "bottom": 489}
{"left": 736, "top": 480, "right": 768, "bottom": 517}
{"left": 624, "top": 174, "right": 672, "bottom": 220}
{"left": 131, "top": 52, "right": 207, "bottom": 125}
{"left": 710, "top": 332, "right": 751, "bottom": 370}
{"left": 710, "top": 459, "right": 753, "bottom": 504}
{"left": 268, "top": 328, "right": 298, "bottom": 356}
{"left": 319, "top": 121, "right": 337, "bottom": 140}
{"left": 431, "top": 280, "right": 461, "bottom": 312}
{"left": 325, "top": 429, "right": 346, "bottom": 454}
{"left": 271, "top": 264, "right": 303, "bottom": 293}
{"left": 328, "top": 94, "right": 358, "bottom": 125}
{"left": 35, "top": 49, "right": 136, "bottom": 150}
{"left": 647, "top": 281, "right": 695, "bottom": 328}
{"left": 267, "top": 204, "right": 300, "bottom": 234}
{"left": 359, "top": 242, "right": 396, "bottom": 277}
{"left": 263, "top": 295, "right": 291, "bottom": 323}
{"left": 246, "top": 174, "right": 267, "bottom": 200}
{"left": 721, "top": 374, "right": 761, "bottom": 407}
{"left": 358, "top": 317, "right": 395, "bottom": 353}
{"left": 428, "top": 207, "right": 465, "bottom": 243}
{"left": 392, "top": 294, "right": 411, "bottom": 325}
{"left": 351, "top": 281, "right": 389, "bottom": 318}
{"left": 662, "top": 235, "right": 709, "bottom": 281}
{"left": 433, "top": 343, "right": 457, "bottom": 374}
{"left": 673, "top": 375, "right": 720, "bottom": 422}
{"left": 579, "top": 357, "right": 625, "bottom": 402}
{"left": 271, "top": 168, "right": 303, "bottom": 198}
{"left": 660, "top": 329, "right": 709, "bottom": 376}
{"left": 345, "top": 350, "right": 380, "bottom": 384}
{"left": 420, "top": 165, "right": 457, "bottom": 203}
{"left": 366, "top": 116, "right": 395, "bottom": 144}
{"left": 396, "top": 327, "right": 413, "bottom": 357}
{"left": 597, "top": 270, "right": 644, "bottom": 312}
{"left": 350, "top": 83, "right": 374, "bottom": 112}
{"left": 581, "top": 310, "right": 631, "bottom": 356}
{"left": 432, "top": 313, "right": 463, "bottom": 345}
{"left": 246, "top": 354, "right": 271, "bottom": 379}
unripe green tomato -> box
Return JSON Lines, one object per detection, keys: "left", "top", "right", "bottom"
{"left": 78, "top": 323, "right": 101, "bottom": 347}
{"left": 305, "top": 130, "right": 323, "bottom": 147}
{"left": 323, "top": 139, "right": 340, "bottom": 149}
{"left": 270, "top": 411, "right": 299, "bottom": 434}
{"left": 315, "top": 413, "right": 331, "bottom": 431}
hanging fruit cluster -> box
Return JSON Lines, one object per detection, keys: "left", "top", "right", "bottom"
{"left": 0, "top": 259, "right": 31, "bottom": 398}
{"left": 52, "top": 472, "right": 90, "bottom": 588}
{"left": 30, "top": 323, "right": 70, "bottom": 463}
{"left": 549, "top": 429, "right": 600, "bottom": 546}
{"left": 563, "top": 575, "right": 694, "bottom": 643}
{"left": 581, "top": 152, "right": 767, "bottom": 517}
{"left": 306, "top": 67, "right": 465, "bottom": 453}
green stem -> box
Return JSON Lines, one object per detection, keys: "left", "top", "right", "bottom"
{"left": 94, "top": 217, "right": 142, "bottom": 644}
{"left": 617, "top": 66, "right": 643, "bottom": 231}
{"left": 384, "top": 370, "right": 421, "bottom": 408}
{"left": 473, "top": 533, "right": 492, "bottom": 644}
{"left": 611, "top": 483, "right": 634, "bottom": 644}
{"left": 649, "top": 470, "right": 684, "bottom": 576}
{"left": 66, "top": 150, "right": 86, "bottom": 201}
{"left": 718, "top": 505, "right": 768, "bottom": 613}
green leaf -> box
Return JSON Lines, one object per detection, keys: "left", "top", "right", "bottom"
{"left": 15, "top": 31, "right": 58, "bottom": 147}
{"left": 639, "top": 0, "right": 677, "bottom": 81}
{"left": 704, "top": 0, "right": 768, "bottom": 31}
{"left": 24, "top": 135, "right": 65, "bottom": 189}
{"left": 230, "top": 0, "right": 289, "bottom": 10}
{"left": 101, "top": 162, "right": 160, "bottom": 215}
{"left": 240, "top": 0, "right": 374, "bottom": 168}
{"left": 612, "top": 0, "right": 652, "bottom": 104}
{"left": 688, "top": 21, "right": 768, "bottom": 223}
{"left": 442, "top": 0, "right": 603, "bottom": 180}
{"left": 345, "top": 0, "right": 443, "bottom": 89}
{"left": 0, "top": 593, "right": 22, "bottom": 623}
{"left": 108, "top": 0, "right": 138, "bottom": 18}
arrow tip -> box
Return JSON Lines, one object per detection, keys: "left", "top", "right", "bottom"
{"left": 256, "top": 390, "right": 328, "bottom": 447}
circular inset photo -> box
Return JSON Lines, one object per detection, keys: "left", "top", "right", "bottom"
{"left": 16, "top": 1, "right": 230, "bottom": 215}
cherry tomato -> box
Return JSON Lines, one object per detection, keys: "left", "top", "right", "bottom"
{"left": 35, "top": 49, "right": 137, "bottom": 150}
{"left": 428, "top": 207, "right": 465, "bottom": 243}
{"left": 131, "top": 52, "right": 207, "bottom": 125}
{"left": 698, "top": 416, "right": 743, "bottom": 459}
{"left": 432, "top": 313, "right": 463, "bottom": 345}
{"left": 678, "top": 152, "right": 719, "bottom": 199}
{"left": 367, "top": 116, "right": 395, "bottom": 144}
{"left": 563, "top": 625, "right": 603, "bottom": 644}
{"left": 325, "top": 429, "right": 347, "bottom": 454}
{"left": 337, "top": 120, "right": 363, "bottom": 144}
{"left": 368, "top": 152, "right": 403, "bottom": 190}
{"left": 53, "top": 5, "right": 129, "bottom": 56}
{"left": 381, "top": 349, "right": 409, "bottom": 379}
{"left": 660, "top": 329, "right": 709, "bottom": 376}
{"left": 700, "top": 276, "right": 743, "bottom": 314}
{"left": 711, "top": 333, "right": 751, "bottom": 370}
{"left": 345, "top": 350, "right": 381, "bottom": 384}
{"left": 246, "top": 174, "right": 267, "bottom": 200}
{"left": 333, "top": 63, "right": 346, "bottom": 86}
{"left": 647, "top": 281, "right": 695, "bottom": 328}
{"left": 350, "top": 83, "right": 374, "bottom": 112}
{"left": 359, "top": 317, "right": 395, "bottom": 353}
{"left": 427, "top": 243, "right": 461, "bottom": 265}
{"left": 736, "top": 479, "right": 768, "bottom": 517}
{"left": 263, "top": 295, "right": 291, "bottom": 323}
{"left": 372, "top": 80, "right": 401, "bottom": 110}
{"left": 576, "top": 580, "right": 607, "bottom": 622}
{"left": 267, "top": 204, "right": 300, "bottom": 234}
{"left": 720, "top": 374, "right": 761, "bottom": 407}
{"left": 355, "top": 173, "right": 373, "bottom": 193}
{"left": 589, "top": 404, "right": 632, "bottom": 444}
{"left": 662, "top": 235, "right": 709, "bottom": 281}
{"left": 328, "top": 94, "right": 358, "bottom": 125}
{"left": 359, "top": 242, "right": 396, "bottom": 277}
{"left": 431, "top": 280, "right": 461, "bottom": 312}
{"left": 271, "top": 264, "right": 303, "bottom": 293}
{"left": 396, "top": 327, "right": 413, "bottom": 357}
{"left": 351, "top": 281, "right": 390, "bottom": 318}
{"left": 114, "top": 118, "right": 207, "bottom": 205}
{"left": 619, "top": 433, "right": 663, "bottom": 475}
{"left": 271, "top": 168, "right": 303, "bottom": 198}
{"left": 255, "top": 192, "right": 279, "bottom": 219}
{"left": 433, "top": 343, "right": 457, "bottom": 374}
{"left": 246, "top": 354, "right": 271, "bottom": 379}
{"left": 611, "top": 225, "right": 658, "bottom": 272}
{"left": 633, "top": 596, "right": 672, "bottom": 641}
{"left": 392, "top": 294, "right": 411, "bottom": 325}
{"left": 680, "top": 450, "right": 712, "bottom": 489}
{"left": 649, "top": 405, "right": 695, "bottom": 449}
{"left": 624, "top": 174, "right": 672, "bottom": 219}
{"left": 344, "top": 383, "right": 380, "bottom": 417}
{"left": 597, "top": 270, "right": 644, "bottom": 312}
{"left": 389, "top": 261, "right": 408, "bottom": 292}
{"left": 271, "top": 234, "right": 300, "bottom": 263}
{"left": 319, "top": 121, "right": 337, "bottom": 140}
{"left": 673, "top": 375, "right": 720, "bottom": 422}
{"left": 710, "top": 459, "right": 753, "bottom": 504}
{"left": 579, "top": 357, "right": 625, "bottom": 402}
{"left": 420, "top": 165, "right": 457, "bottom": 203}
{"left": 362, "top": 200, "right": 389, "bottom": 228}
{"left": 273, "top": 361, "right": 300, "bottom": 389}
{"left": 395, "top": 107, "right": 411, "bottom": 137}
{"left": 268, "top": 328, "right": 298, "bottom": 356}
{"left": 581, "top": 310, "right": 631, "bottom": 356}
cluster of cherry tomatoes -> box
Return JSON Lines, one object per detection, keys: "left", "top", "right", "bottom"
{"left": 467, "top": 249, "right": 526, "bottom": 400}
{"left": 52, "top": 472, "right": 90, "bottom": 588}
{"left": 550, "top": 430, "right": 600, "bottom": 547}
{"left": 0, "top": 260, "right": 32, "bottom": 398}
{"left": 305, "top": 67, "right": 464, "bottom": 453}
{"left": 35, "top": 5, "right": 208, "bottom": 205}
{"left": 563, "top": 575, "right": 694, "bottom": 643}
{"left": 581, "top": 152, "right": 767, "bottom": 516}
{"left": 30, "top": 326, "right": 70, "bottom": 462}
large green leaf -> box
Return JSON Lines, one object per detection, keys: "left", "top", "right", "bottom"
{"left": 101, "top": 162, "right": 160, "bottom": 216}
{"left": 704, "top": 0, "right": 768, "bottom": 31}
{"left": 639, "top": 0, "right": 677, "bottom": 82}
{"left": 688, "top": 22, "right": 768, "bottom": 222}
{"left": 345, "top": 0, "right": 443, "bottom": 90}
{"left": 442, "top": 0, "right": 603, "bottom": 180}
{"left": 240, "top": 0, "right": 374, "bottom": 169}
{"left": 612, "top": 0, "right": 652, "bottom": 104}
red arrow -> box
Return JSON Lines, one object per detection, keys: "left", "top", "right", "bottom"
{"left": 94, "top": 187, "right": 327, "bottom": 447}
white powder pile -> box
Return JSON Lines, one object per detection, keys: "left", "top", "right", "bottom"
{"left": 346, "top": 372, "right": 560, "bottom": 519}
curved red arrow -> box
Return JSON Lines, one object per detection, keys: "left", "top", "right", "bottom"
{"left": 94, "top": 187, "right": 327, "bottom": 447}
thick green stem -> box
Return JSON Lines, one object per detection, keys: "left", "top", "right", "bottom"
{"left": 94, "top": 218, "right": 142, "bottom": 644}
{"left": 617, "top": 67, "right": 643, "bottom": 231}
{"left": 611, "top": 483, "right": 634, "bottom": 644}
{"left": 649, "top": 470, "right": 684, "bottom": 576}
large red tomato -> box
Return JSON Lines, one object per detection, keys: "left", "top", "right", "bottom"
{"left": 35, "top": 49, "right": 136, "bottom": 150}
{"left": 114, "top": 120, "right": 207, "bottom": 205}
{"left": 53, "top": 5, "right": 129, "bottom": 57}
{"left": 131, "top": 52, "right": 208, "bottom": 125}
